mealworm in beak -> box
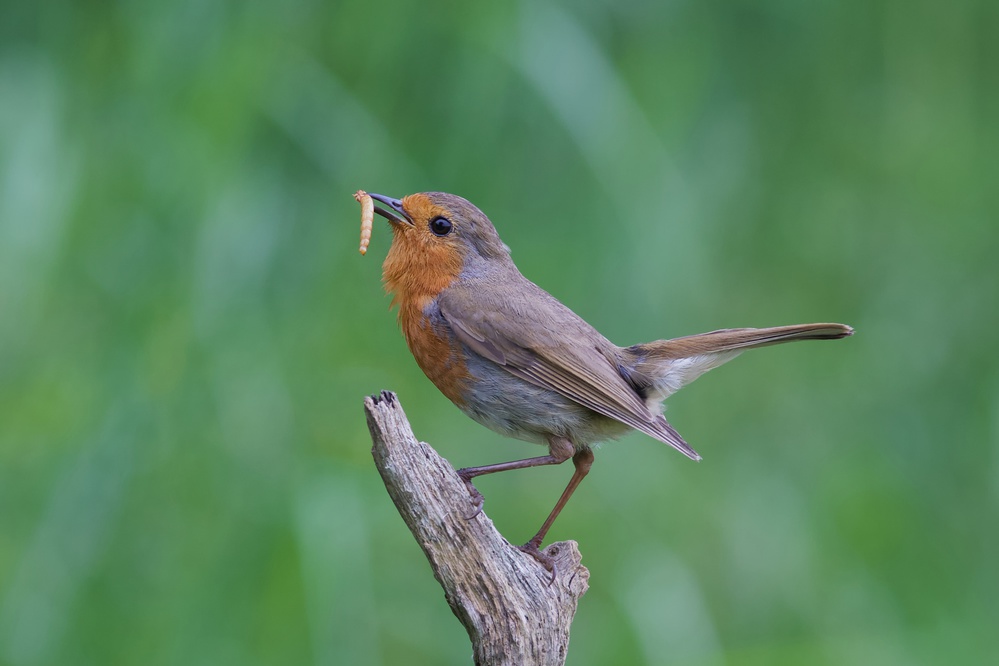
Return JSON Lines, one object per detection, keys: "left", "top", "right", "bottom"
{"left": 354, "top": 190, "right": 373, "bottom": 255}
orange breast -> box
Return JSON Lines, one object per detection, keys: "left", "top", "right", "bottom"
{"left": 380, "top": 193, "right": 471, "bottom": 407}
{"left": 397, "top": 298, "right": 471, "bottom": 407}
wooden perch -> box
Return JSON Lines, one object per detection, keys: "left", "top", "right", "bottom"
{"left": 365, "top": 391, "right": 590, "bottom": 666}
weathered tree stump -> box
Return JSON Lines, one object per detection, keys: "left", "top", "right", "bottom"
{"left": 365, "top": 391, "right": 589, "bottom": 666}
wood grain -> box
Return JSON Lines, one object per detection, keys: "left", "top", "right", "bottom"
{"left": 365, "top": 391, "right": 589, "bottom": 666}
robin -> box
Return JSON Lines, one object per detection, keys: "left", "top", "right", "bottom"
{"left": 363, "top": 191, "right": 852, "bottom": 574}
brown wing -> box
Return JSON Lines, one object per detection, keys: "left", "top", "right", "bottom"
{"left": 439, "top": 281, "right": 700, "bottom": 460}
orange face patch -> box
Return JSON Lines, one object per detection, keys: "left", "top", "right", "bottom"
{"left": 380, "top": 193, "right": 472, "bottom": 407}
{"left": 381, "top": 193, "right": 465, "bottom": 307}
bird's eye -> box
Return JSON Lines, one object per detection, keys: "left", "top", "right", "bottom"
{"left": 429, "top": 216, "right": 453, "bottom": 236}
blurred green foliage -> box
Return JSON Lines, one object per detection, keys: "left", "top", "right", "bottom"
{"left": 1, "top": 0, "right": 996, "bottom": 664}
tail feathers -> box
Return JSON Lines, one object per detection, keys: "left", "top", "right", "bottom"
{"left": 634, "top": 323, "right": 853, "bottom": 361}
{"left": 621, "top": 322, "right": 853, "bottom": 402}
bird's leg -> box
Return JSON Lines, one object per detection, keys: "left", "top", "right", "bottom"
{"left": 456, "top": 436, "right": 574, "bottom": 519}
{"left": 518, "top": 447, "right": 594, "bottom": 584}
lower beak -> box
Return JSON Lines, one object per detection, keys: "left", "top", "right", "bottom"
{"left": 368, "top": 193, "right": 412, "bottom": 226}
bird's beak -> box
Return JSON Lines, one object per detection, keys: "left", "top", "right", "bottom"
{"left": 368, "top": 193, "right": 412, "bottom": 227}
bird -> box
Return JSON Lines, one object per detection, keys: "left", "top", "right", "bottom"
{"left": 362, "top": 190, "right": 852, "bottom": 575}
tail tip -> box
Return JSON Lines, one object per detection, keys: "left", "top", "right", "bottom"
{"left": 816, "top": 323, "right": 854, "bottom": 339}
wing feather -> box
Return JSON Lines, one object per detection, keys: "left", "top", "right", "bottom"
{"left": 440, "top": 287, "right": 700, "bottom": 460}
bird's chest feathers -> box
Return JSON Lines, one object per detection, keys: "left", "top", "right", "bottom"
{"left": 383, "top": 234, "right": 469, "bottom": 406}
{"left": 394, "top": 297, "right": 470, "bottom": 407}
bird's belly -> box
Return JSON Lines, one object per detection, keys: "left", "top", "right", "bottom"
{"left": 458, "top": 353, "right": 627, "bottom": 448}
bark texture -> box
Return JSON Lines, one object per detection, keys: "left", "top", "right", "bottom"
{"left": 365, "top": 391, "right": 589, "bottom": 666}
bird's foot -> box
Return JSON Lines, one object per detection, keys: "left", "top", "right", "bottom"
{"left": 517, "top": 538, "right": 557, "bottom": 586}
{"left": 456, "top": 470, "right": 485, "bottom": 520}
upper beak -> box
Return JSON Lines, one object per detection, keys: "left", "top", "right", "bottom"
{"left": 368, "top": 193, "right": 412, "bottom": 226}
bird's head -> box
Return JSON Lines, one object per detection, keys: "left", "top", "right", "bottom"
{"left": 368, "top": 192, "right": 510, "bottom": 305}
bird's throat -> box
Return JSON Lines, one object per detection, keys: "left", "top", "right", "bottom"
{"left": 382, "top": 231, "right": 463, "bottom": 309}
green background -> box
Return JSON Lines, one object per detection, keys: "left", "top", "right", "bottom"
{"left": 2, "top": 0, "right": 996, "bottom": 664}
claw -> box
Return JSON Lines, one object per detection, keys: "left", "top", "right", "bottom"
{"left": 517, "top": 542, "right": 557, "bottom": 586}
{"left": 457, "top": 472, "right": 485, "bottom": 520}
